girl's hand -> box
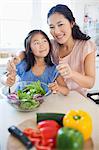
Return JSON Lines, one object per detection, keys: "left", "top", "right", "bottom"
{"left": 56, "top": 63, "right": 72, "bottom": 78}
{"left": 48, "top": 81, "right": 59, "bottom": 94}
{"left": 6, "top": 73, "right": 16, "bottom": 87}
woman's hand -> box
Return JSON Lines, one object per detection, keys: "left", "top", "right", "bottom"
{"left": 56, "top": 63, "right": 72, "bottom": 78}
{"left": 7, "top": 53, "right": 23, "bottom": 73}
{"left": 7, "top": 60, "right": 16, "bottom": 73}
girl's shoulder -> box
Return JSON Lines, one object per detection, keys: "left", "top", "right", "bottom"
{"left": 16, "top": 59, "right": 27, "bottom": 76}
{"left": 16, "top": 59, "right": 27, "bottom": 71}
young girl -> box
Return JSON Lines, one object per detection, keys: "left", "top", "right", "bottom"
{"left": 5, "top": 30, "right": 69, "bottom": 95}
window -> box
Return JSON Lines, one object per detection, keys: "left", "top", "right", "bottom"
{"left": 0, "top": 0, "right": 70, "bottom": 52}
{"left": 40, "top": 0, "right": 70, "bottom": 38}
{"left": 0, "top": 0, "right": 33, "bottom": 51}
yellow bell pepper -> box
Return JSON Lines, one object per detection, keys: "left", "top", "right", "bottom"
{"left": 63, "top": 110, "right": 92, "bottom": 140}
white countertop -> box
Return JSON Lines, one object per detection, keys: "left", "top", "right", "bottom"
{"left": 0, "top": 91, "right": 99, "bottom": 150}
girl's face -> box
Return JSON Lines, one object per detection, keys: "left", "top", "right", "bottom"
{"left": 48, "top": 13, "right": 73, "bottom": 44}
{"left": 30, "top": 33, "right": 50, "bottom": 58}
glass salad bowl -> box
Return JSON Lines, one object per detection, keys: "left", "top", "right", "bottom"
{"left": 0, "top": 81, "right": 51, "bottom": 112}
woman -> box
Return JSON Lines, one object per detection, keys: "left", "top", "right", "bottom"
{"left": 3, "top": 4, "right": 96, "bottom": 96}
{"left": 47, "top": 4, "right": 96, "bottom": 96}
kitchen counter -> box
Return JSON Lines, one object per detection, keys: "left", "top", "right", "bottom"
{"left": 0, "top": 91, "right": 99, "bottom": 150}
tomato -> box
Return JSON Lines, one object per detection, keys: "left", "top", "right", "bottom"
{"left": 56, "top": 127, "right": 84, "bottom": 150}
{"left": 63, "top": 110, "right": 92, "bottom": 140}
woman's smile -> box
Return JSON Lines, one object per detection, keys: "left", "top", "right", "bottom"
{"left": 56, "top": 34, "right": 65, "bottom": 40}
{"left": 55, "top": 33, "right": 66, "bottom": 42}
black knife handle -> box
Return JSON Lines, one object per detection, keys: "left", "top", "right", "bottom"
{"left": 8, "top": 125, "right": 33, "bottom": 149}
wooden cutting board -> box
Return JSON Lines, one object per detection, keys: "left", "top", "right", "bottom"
{"left": 7, "top": 119, "right": 36, "bottom": 150}
{"left": 7, "top": 119, "right": 94, "bottom": 150}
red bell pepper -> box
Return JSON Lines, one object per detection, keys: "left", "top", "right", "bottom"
{"left": 23, "top": 120, "right": 61, "bottom": 150}
{"left": 37, "top": 120, "right": 61, "bottom": 129}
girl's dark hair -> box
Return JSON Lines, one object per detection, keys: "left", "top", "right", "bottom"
{"left": 24, "top": 30, "right": 54, "bottom": 71}
{"left": 47, "top": 4, "right": 90, "bottom": 40}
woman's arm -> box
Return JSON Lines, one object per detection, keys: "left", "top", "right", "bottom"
{"left": 49, "top": 75, "right": 69, "bottom": 96}
{"left": 57, "top": 51, "right": 96, "bottom": 89}
{"left": 71, "top": 51, "right": 95, "bottom": 88}
{"left": 7, "top": 51, "right": 25, "bottom": 72}
{"left": 13, "top": 51, "right": 25, "bottom": 64}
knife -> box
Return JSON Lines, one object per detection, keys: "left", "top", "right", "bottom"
{"left": 8, "top": 125, "right": 33, "bottom": 149}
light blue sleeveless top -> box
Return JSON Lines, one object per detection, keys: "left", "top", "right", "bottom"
{"left": 16, "top": 60, "right": 59, "bottom": 93}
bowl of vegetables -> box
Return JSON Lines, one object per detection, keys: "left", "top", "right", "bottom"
{"left": 1, "top": 80, "right": 50, "bottom": 112}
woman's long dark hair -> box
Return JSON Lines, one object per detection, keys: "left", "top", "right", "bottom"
{"left": 47, "top": 4, "right": 90, "bottom": 40}
{"left": 24, "top": 30, "right": 54, "bottom": 71}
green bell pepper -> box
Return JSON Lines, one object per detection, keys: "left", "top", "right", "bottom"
{"left": 56, "top": 127, "right": 84, "bottom": 150}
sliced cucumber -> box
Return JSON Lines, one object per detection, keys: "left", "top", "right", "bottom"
{"left": 36, "top": 113, "right": 65, "bottom": 126}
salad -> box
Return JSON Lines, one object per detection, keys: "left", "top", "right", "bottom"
{"left": 7, "top": 81, "right": 46, "bottom": 111}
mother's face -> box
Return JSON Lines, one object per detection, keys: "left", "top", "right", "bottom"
{"left": 48, "top": 13, "right": 73, "bottom": 44}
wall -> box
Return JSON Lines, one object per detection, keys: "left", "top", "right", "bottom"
{"left": 67, "top": 0, "right": 99, "bottom": 31}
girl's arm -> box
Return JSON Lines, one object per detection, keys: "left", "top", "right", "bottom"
{"left": 5, "top": 73, "right": 16, "bottom": 87}
{"left": 0, "top": 71, "right": 16, "bottom": 87}
{"left": 2, "top": 60, "right": 16, "bottom": 86}
{"left": 49, "top": 75, "right": 69, "bottom": 96}
{"left": 2, "top": 51, "right": 25, "bottom": 86}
